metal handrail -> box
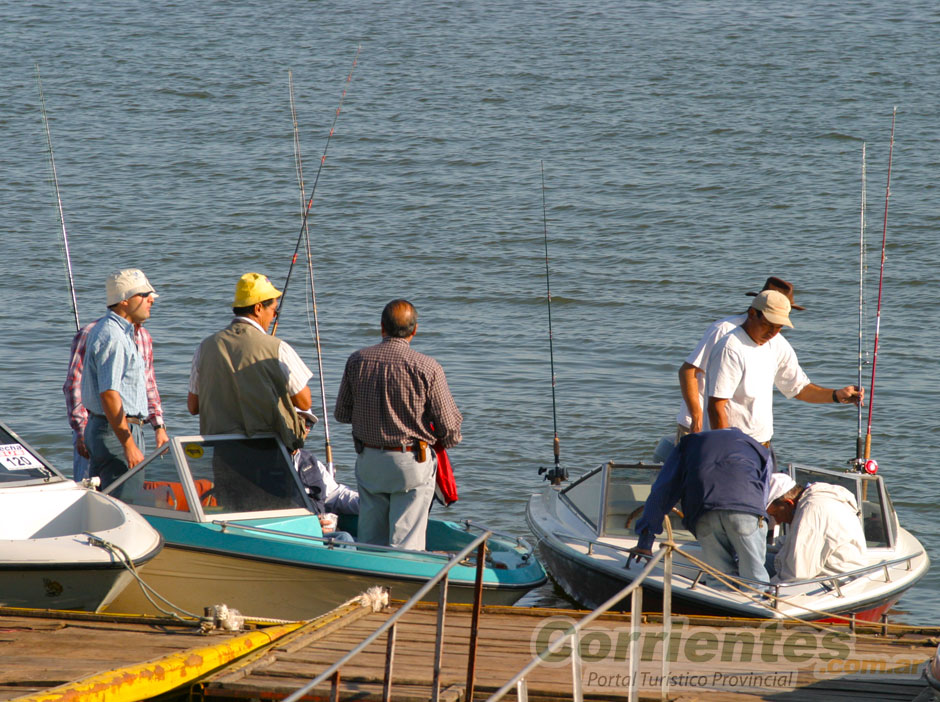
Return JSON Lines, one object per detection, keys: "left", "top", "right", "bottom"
{"left": 488, "top": 547, "right": 671, "bottom": 702}
{"left": 213, "top": 519, "right": 485, "bottom": 561}
{"left": 553, "top": 529, "right": 925, "bottom": 591}
{"left": 282, "top": 530, "right": 493, "bottom": 702}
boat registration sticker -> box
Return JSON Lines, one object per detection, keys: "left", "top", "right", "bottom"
{"left": 184, "top": 443, "right": 204, "bottom": 459}
{"left": 0, "top": 444, "right": 44, "bottom": 471}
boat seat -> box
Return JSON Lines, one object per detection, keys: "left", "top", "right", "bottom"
{"left": 143, "top": 479, "right": 217, "bottom": 511}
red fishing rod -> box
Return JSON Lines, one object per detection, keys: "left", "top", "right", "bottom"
{"left": 864, "top": 107, "right": 896, "bottom": 463}
{"left": 272, "top": 45, "right": 360, "bottom": 337}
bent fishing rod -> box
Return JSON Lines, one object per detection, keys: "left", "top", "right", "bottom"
{"left": 272, "top": 45, "right": 360, "bottom": 338}
{"left": 37, "top": 64, "right": 80, "bottom": 332}
{"left": 538, "top": 162, "right": 566, "bottom": 485}
{"left": 864, "top": 107, "right": 897, "bottom": 462}
{"left": 288, "top": 68, "right": 334, "bottom": 474}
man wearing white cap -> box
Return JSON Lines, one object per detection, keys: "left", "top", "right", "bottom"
{"left": 80, "top": 269, "right": 159, "bottom": 488}
{"left": 765, "top": 473, "right": 868, "bottom": 582}
{"left": 188, "top": 272, "right": 312, "bottom": 451}
{"left": 706, "top": 290, "right": 863, "bottom": 446}
{"left": 676, "top": 276, "right": 805, "bottom": 440}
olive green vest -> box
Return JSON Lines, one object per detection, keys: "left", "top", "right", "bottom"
{"left": 196, "top": 320, "right": 305, "bottom": 450}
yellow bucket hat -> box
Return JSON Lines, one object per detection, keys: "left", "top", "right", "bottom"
{"left": 233, "top": 273, "right": 282, "bottom": 307}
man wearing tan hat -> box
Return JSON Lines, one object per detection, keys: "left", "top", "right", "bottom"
{"left": 80, "top": 269, "right": 160, "bottom": 488}
{"left": 187, "top": 273, "right": 312, "bottom": 451}
{"left": 706, "top": 290, "right": 863, "bottom": 446}
{"left": 676, "top": 276, "right": 805, "bottom": 439}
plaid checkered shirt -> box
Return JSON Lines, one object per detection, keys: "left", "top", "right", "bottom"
{"left": 335, "top": 337, "right": 462, "bottom": 449}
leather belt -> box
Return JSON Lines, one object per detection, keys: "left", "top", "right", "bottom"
{"left": 125, "top": 416, "right": 146, "bottom": 426}
{"left": 362, "top": 442, "right": 410, "bottom": 452}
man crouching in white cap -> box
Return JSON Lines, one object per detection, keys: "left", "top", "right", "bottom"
{"left": 80, "top": 269, "right": 159, "bottom": 489}
{"left": 765, "top": 473, "right": 868, "bottom": 583}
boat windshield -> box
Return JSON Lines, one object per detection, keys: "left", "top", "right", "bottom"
{"left": 110, "top": 435, "right": 309, "bottom": 517}
{"left": 790, "top": 464, "right": 895, "bottom": 549}
{"left": 0, "top": 423, "right": 60, "bottom": 484}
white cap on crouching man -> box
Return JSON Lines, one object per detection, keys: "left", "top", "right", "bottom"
{"left": 767, "top": 473, "right": 797, "bottom": 507}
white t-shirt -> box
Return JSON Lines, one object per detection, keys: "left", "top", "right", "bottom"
{"left": 189, "top": 317, "right": 313, "bottom": 396}
{"left": 706, "top": 326, "right": 810, "bottom": 443}
{"left": 676, "top": 313, "right": 746, "bottom": 429}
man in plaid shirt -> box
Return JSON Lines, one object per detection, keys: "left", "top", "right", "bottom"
{"left": 64, "top": 301, "right": 167, "bottom": 482}
{"left": 335, "top": 299, "right": 462, "bottom": 550}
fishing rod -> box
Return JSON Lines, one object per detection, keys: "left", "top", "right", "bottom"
{"left": 272, "top": 45, "right": 360, "bottom": 337}
{"left": 855, "top": 143, "right": 866, "bottom": 466}
{"left": 864, "top": 107, "right": 897, "bottom": 462}
{"left": 36, "top": 64, "right": 80, "bottom": 332}
{"left": 288, "top": 68, "right": 334, "bottom": 474}
{"left": 538, "top": 162, "right": 566, "bottom": 485}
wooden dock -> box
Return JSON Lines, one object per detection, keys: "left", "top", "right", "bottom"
{"left": 196, "top": 603, "right": 940, "bottom": 702}
{"left": 3, "top": 602, "right": 940, "bottom": 702}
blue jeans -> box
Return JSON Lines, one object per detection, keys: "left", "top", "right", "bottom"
{"left": 695, "top": 510, "right": 769, "bottom": 584}
{"left": 84, "top": 413, "right": 145, "bottom": 492}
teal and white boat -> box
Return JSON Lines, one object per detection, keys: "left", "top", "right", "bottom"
{"left": 103, "top": 433, "right": 545, "bottom": 620}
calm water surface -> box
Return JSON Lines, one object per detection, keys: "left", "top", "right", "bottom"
{"left": 1, "top": 1, "right": 938, "bottom": 623}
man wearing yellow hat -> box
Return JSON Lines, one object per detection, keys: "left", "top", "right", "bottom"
{"left": 187, "top": 273, "right": 312, "bottom": 450}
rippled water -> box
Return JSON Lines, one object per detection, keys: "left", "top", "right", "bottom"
{"left": 2, "top": 1, "right": 938, "bottom": 622}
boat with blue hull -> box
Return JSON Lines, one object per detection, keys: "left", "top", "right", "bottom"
{"left": 104, "top": 433, "right": 545, "bottom": 620}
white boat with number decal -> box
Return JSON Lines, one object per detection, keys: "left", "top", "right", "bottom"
{"left": 0, "top": 420, "right": 163, "bottom": 611}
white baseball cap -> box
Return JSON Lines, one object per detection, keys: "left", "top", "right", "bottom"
{"left": 766, "top": 473, "right": 797, "bottom": 506}
{"left": 106, "top": 269, "right": 158, "bottom": 306}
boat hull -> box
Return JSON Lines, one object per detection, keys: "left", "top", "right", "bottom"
{"left": 109, "top": 541, "right": 539, "bottom": 620}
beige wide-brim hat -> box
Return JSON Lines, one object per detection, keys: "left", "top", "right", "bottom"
{"left": 233, "top": 272, "right": 282, "bottom": 307}
{"left": 106, "top": 269, "right": 158, "bottom": 306}
{"left": 750, "top": 289, "right": 793, "bottom": 328}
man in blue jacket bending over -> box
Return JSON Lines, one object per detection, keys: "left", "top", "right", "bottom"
{"left": 632, "top": 427, "right": 776, "bottom": 584}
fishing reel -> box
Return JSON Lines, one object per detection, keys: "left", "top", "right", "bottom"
{"left": 538, "top": 464, "right": 568, "bottom": 485}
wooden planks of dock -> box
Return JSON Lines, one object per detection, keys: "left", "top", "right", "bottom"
{"left": 196, "top": 603, "right": 940, "bottom": 702}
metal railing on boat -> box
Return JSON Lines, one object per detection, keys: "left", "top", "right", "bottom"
{"left": 282, "top": 530, "right": 493, "bottom": 702}
{"left": 554, "top": 529, "right": 924, "bottom": 603}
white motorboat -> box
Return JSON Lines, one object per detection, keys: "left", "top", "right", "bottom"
{"left": 0, "top": 420, "right": 163, "bottom": 611}
{"left": 526, "top": 459, "right": 928, "bottom": 621}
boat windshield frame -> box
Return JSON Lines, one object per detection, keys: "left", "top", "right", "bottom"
{"left": 0, "top": 419, "right": 65, "bottom": 487}
{"left": 103, "top": 433, "right": 316, "bottom": 522}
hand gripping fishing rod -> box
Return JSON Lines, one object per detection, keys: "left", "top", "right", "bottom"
{"left": 272, "top": 45, "right": 360, "bottom": 338}
{"left": 537, "top": 162, "right": 567, "bottom": 485}
{"left": 36, "top": 65, "right": 80, "bottom": 332}
{"left": 863, "top": 107, "right": 897, "bottom": 465}
{"left": 287, "top": 68, "right": 336, "bottom": 474}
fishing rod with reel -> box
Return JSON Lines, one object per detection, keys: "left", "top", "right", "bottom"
{"left": 536, "top": 162, "right": 567, "bottom": 485}
{"left": 857, "top": 107, "right": 897, "bottom": 476}
{"left": 272, "top": 45, "right": 359, "bottom": 338}
{"left": 37, "top": 64, "right": 81, "bottom": 333}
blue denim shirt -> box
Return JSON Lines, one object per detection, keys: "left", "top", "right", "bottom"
{"left": 80, "top": 311, "right": 147, "bottom": 418}
{"left": 635, "top": 428, "right": 771, "bottom": 551}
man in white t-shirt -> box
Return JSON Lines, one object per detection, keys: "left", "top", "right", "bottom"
{"left": 706, "top": 290, "right": 863, "bottom": 446}
{"left": 676, "top": 276, "right": 805, "bottom": 440}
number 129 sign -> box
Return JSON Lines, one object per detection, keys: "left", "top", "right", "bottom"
{"left": 0, "top": 444, "right": 44, "bottom": 471}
